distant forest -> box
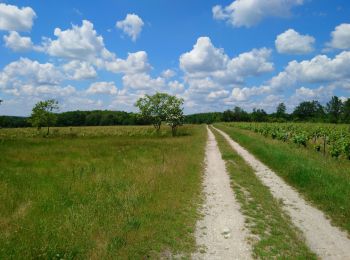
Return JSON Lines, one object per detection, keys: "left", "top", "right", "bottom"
{"left": 1, "top": 96, "right": 350, "bottom": 128}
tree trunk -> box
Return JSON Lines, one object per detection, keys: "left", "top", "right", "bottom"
{"left": 172, "top": 126, "right": 177, "bottom": 137}
{"left": 47, "top": 126, "right": 50, "bottom": 136}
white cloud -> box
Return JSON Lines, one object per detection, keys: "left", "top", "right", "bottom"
{"left": 122, "top": 73, "right": 165, "bottom": 90}
{"left": 327, "top": 23, "right": 350, "bottom": 50}
{"left": 275, "top": 29, "right": 315, "bottom": 54}
{"left": 0, "top": 3, "right": 36, "bottom": 31}
{"left": 180, "top": 37, "right": 228, "bottom": 75}
{"left": 213, "top": 0, "right": 304, "bottom": 27}
{"left": 291, "top": 86, "right": 334, "bottom": 104}
{"left": 1, "top": 58, "right": 62, "bottom": 87}
{"left": 105, "top": 51, "right": 151, "bottom": 74}
{"left": 86, "top": 81, "right": 118, "bottom": 95}
{"left": 180, "top": 37, "right": 273, "bottom": 83}
{"left": 116, "top": 13, "right": 144, "bottom": 41}
{"left": 44, "top": 20, "right": 114, "bottom": 64}
{"left": 3, "top": 31, "right": 33, "bottom": 51}
{"left": 0, "top": 58, "right": 80, "bottom": 99}
{"left": 232, "top": 51, "right": 350, "bottom": 101}
{"left": 207, "top": 90, "right": 229, "bottom": 101}
{"left": 63, "top": 60, "right": 97, "bottom": 80}
{"left": 168, "top": 80, "right": 185, "bottom": 93}
{"left": 161, "top": 69, "right": 176, "bottom": 78}
{"left": 225, "top": 86, "right": 270, "bottom": 102}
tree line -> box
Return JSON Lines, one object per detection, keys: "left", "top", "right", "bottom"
{"left": 1, "top": 96, "right": 349, "bottom": 129}
{"left": 0, "top": 93, "right": 185, "bottom": 136}
{"left": 185, "top": 96, "right": 350, "bottom": 124}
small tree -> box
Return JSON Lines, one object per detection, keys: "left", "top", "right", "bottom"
{"left": 326, "top": 96, "right": 343, "bottom": 123}
{"left": 342, "top": 98, "right": 350, "bottom": 123}
{"left": 165, "top": 95, "right": 184, "bottom": 136}
{"left": 276, "top": 103, "right": 287, "bottom": 119}
{"left": 135, "top": 93, "right": 169, "bottom": 131}
{"left": 29, "top": 99, "right": 59, "bottom": 135}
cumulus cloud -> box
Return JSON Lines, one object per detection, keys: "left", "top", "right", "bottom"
{"left": 0, "top": 3, "right": 36, "bottom": 31}
{"left": 213, "top": 0, "right": 304, "bottom": 27}
{"left": 168, "top": 80, "right": 185, "bottom": 93}
{"left": 161, "top": 69, "right": 176, "bottom": 78}
{"left": 180, "top": 37, "right": 273, "bottom": 83}
{"left": 105, "top": 51, "right": 151, "bottom": 74}
{"left": 275, "top": 29, "right": 315, "bottom": 54}
{"left": 178, "top": 36, "right": 274, "bottom": 111}
{"left": 326, "top": 23, "right": 350, "bottom": 50}
{"left": 44, "top": 20, "right": 114, "bottom": 64}
{"left": 232, "top": 50, "right": 350, "bottom": 102}
{"left": 122, "top": 73, "right": 166, "bottom": 90}
{"left": 116, "top": 13, "right": 144, "bottom": 41}
{"left": 86, "top": 81, "right": 118, "bottom": 95}
{"left": 3, "top": 31, "right": 33, "bottom": 51}
{"left": 0, "top": 58, "right": 79, "bottom": 98}
{"left": 63, "top": 60, "right": 97, "bottom": 80}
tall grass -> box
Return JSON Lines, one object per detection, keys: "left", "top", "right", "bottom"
{"left": 0, "top": 125, "right": 206, "bottom": 259}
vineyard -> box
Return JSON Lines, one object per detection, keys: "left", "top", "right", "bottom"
{"left": 224, "top": 123, "right": 350, "bottom": 159}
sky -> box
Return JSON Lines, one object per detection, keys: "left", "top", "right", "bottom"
{"left": 0, "top": 0, "right": 350, "bottom": 116}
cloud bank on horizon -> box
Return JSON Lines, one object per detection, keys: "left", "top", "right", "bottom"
{"left": 0, "top": 0, "right": 350, "bottom": 116}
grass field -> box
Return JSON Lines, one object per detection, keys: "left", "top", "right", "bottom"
{"left": 0, "top": 125, "right": 206, "bottom": 259}
{"left": 215, "top": 123, "right": 350, "bottom": 235}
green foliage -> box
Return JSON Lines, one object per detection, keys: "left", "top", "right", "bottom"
{"left": 135, "top": 93, "right": 184, "bottom": 135}
{"left": 292, "top": 100, "right": 325, "bottom": 121}
{"left": 229, "top": 122, "right": 350, "bottom": 160}
{"left": 326, "top": 96, "right": 343, "bottom": 123}
{"left": 135, "top": 93, "right": 170, "bottom": 131}
{"left": 28, "top": 99, "right": 59, "bottom": 135}
{"left": 164, "top": 95, "right": 184, "bottom": 136}
{"left": 276, "top": 102, "right": 287, "bottom": 119}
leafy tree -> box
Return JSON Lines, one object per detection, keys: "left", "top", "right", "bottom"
{"left": 342, "top": 98, "right": 350, "bottom": 123}
{"left": 292, "top": 101, "right": 325, "bottom": 121}
{"left": 276, "top": 103, "right": 287, "bottom": 119}
{"left": 165, "top": 95, "right": 184, "bottom": 136}
{"left": 135, "top": 93, "right": 170, "bottom": 131}
{"left": 251, "top": 108, "right": 268, "bottom": 122}
{"left": 326, "top": 96, "right": 343, "bottom": 123}
{"left": 29, "top": 99, "right": 59, "bottom": 135}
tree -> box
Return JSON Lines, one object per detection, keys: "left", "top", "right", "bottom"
{"left": 135, "top": 93, "right": 170, "bottom": 131}
{"left": 29, "top": 99, "right": 59, "bottom": 135}
{"left": 165, "top": 95, "right": 184, "bottom": 136}
{"left": 276, "top": 103, "right": 287, "bottom": 119}
{"left": 292, "top": 101, "right": 325, "bottom": 121}
{"left": 326, "top": 96, "right": 343, "bottom": 123}
{"left": 251, "top": 108, "right": 267, "bottom": 122}
{"left": 342, "top": 98, "right": 350, "bottom": 123}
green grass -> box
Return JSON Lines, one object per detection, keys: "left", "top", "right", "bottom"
{"left": 211, "top": 127, "right": 316, "bottom": 259}
{"left": 215, "top": 123, "right": 350, "bottom": 235}
{"left": 0, "top": 125, "right": 206, "bottom": 259}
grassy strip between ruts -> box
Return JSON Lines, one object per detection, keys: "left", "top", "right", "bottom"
{"left": 211, "top": 126, "right": 316, "bottom": 259}
{"left": 0, "top": 125, "right": 206, "bottom": 259}
{"left": 215, "top": 123, "right": 350, "bottom": 236}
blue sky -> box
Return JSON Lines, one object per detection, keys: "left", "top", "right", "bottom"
{"left": 0, "top": 0, "right": 350, "bottom": 116}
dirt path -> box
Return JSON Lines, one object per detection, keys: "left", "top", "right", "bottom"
{"left": 192, "top": 127, "right": 252, "bottom": 260}
{"left": 214, "top": 126, "right": 350, "bottom": 259}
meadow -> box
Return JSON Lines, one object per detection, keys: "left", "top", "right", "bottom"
{"left": 0, "top": 125, "right": 206, "bottom": 259}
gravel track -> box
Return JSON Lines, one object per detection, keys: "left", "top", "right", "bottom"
{"left": 214, "top": 126, "right": 350, "bottom": 260}
{"left": 192, "top": 127, "right": 252, "bottom": 260}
